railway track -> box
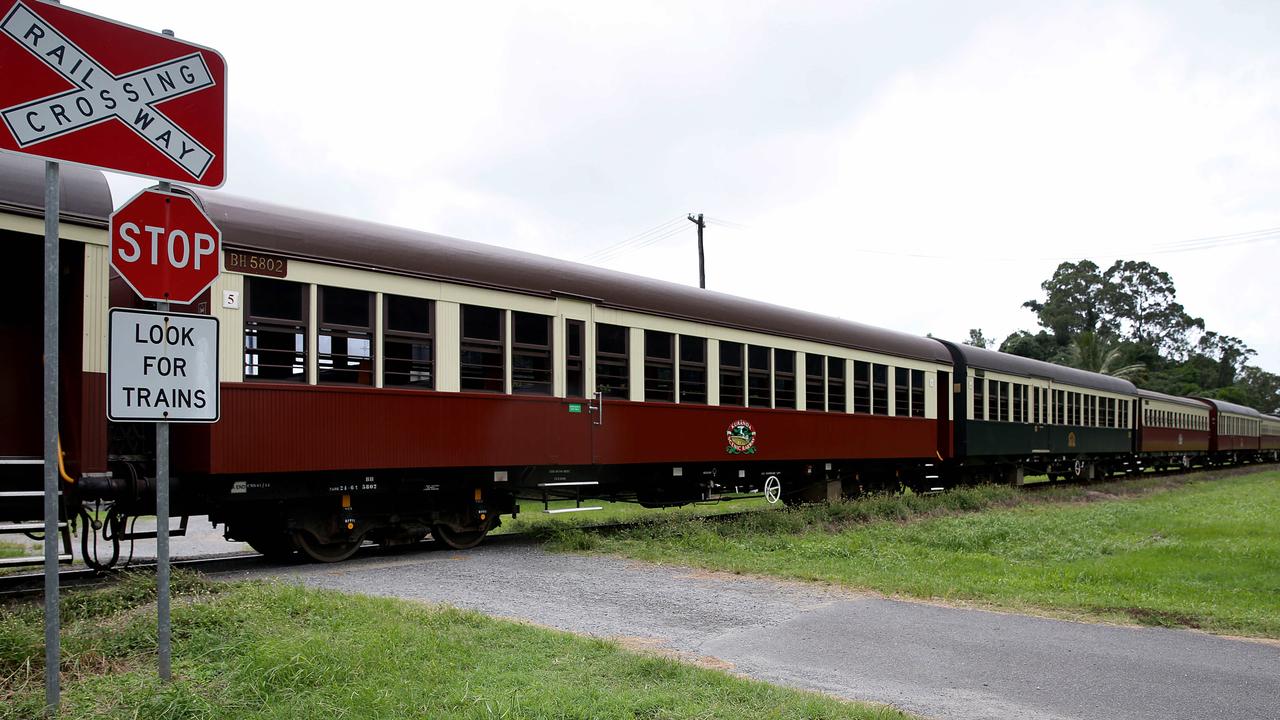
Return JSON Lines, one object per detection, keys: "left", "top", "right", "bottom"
{"left": 4, "top": 462, "right": 1274, "bottom": 600}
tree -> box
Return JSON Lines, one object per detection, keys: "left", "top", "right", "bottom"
{"left": 1197, "top": 332, "right": 1255, "bottom": 388}
{"left": 1233, "top": 366, "right": 1280, "bottom": 415}
{"left": 1023, "top": 260, "right": 1116, "bottom": 342}
{"left": 999, "top": 330, "right": 1061, "bottom": 363}
{"left": 964, "top": 328, "right": 990, "bottom": 348}
{"left": 1102, "top": 260, "right": 1203, "bottom": 358}
{"left": 1064, "top": 332, "right": 1146, "bottom": 381}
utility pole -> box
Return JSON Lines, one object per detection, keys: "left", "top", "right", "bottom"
{"left": 688, "top": 213, "right": 706, "bottom": 289}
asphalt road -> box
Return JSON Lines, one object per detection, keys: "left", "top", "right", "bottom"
{"left": 218, "top": 541, "right": 1280, "bottom": 720}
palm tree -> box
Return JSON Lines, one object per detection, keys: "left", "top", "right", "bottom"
{"left": 1067, "top": 332, "right": 1146, "bottom": 381}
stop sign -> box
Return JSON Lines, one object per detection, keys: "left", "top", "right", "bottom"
{"left": 110, "top": 187, "right": 221, "bottom": 304}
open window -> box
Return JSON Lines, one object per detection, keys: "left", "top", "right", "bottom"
{"left": 460, "top": 305, "right": 504, "bottom": 393}
{"left": 243, "top": 277, "right": 308, "bottom": 382}
{"left": 895, "top": 368, "right": 909, "bottom": 417}
{"left": 719, "top": 341, "right": 745, "bottom": 406}
{"left": 644, "top": 330, "right": 675, "bottom": 402}
{"left": 383, "top": 294, "right": 433, "bottom": 388}
{"left": 805, "top": 354, "right": 825, "bottom": 411}
{"left": 512, "top": 311, "right": 552, "bottom": 395}
{"left": 854, "top": 360, "right": 871, "bottom": 414}
{"left": 679, "top": 336, "right": 707, "bottom": 404}
{"left": 827, "top": 357, "right": 845, "bottom": 412}
{"left": 318, "top": 286, "right": 373, "bottom": 385}
{"left": 596, "top": 323, "right": 629, "bottom": 399}
{"left": 872, "top": 364, "right": 889, "bottom": 415}
{"left": 774, "top": 350, "right": 796, "bottom": 409}
{"left": 748, "top": 345, "right": 771, "bottom": 408}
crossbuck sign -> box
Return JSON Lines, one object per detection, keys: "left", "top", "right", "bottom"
{"left": 0, "top": 0, "right": 226, "bottom": 186}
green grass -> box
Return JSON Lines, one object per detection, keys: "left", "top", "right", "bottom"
{"left": 0, "top": 572, "right": 912, "bottom": 720}
{"left": 498, "top": 495, "right": 775, "bottom": 535}
{"left": 0, "top": 540, "right": 28, "bottom": 560}
{"left": 546, "top": 470, "right": 1280, "bottom": 637}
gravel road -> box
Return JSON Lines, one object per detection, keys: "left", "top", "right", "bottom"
{"left": 216, "top": 540, "right": 1280, "bottom": 720}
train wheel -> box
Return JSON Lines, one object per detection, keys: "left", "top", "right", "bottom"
{"left": 763, "top": 475, "right": 782, "bottom": 504}
{"left": 431, "top": 520, "right": 492, "bottom": 550}
{"left": 244, "top": 532, "right": 298, "bottom": 561}
{"left": 294, "top": 530, "right": 363, "bottom": 563}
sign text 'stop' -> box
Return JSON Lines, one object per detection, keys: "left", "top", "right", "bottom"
{"left": 0, "top": 1, "right": 226, "bottom": 186}
{"left": 110, "top": 187, "right": 221, "bottom": 304}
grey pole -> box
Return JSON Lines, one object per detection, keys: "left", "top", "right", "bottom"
{"left": 156, "top": 162, "right": 173, "bottom": 681}
{"left": 43, "top": 160, "right": 61, "bottom": 715}
{"left": 687, "top": 213, "right": 706, "bottom": 289}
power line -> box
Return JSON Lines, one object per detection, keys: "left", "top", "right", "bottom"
{"left": 593, "top": 223, "right": 692, "bottom": 263}
{"left": 579, "top": 215, "right": 685, "bottom": 262}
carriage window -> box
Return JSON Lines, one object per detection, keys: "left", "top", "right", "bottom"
{"left": 774, "top": 350, "right": 796, "bottom": 409}
{"left": 596, "top": 323, "right": 629, "bottom": 399}
{"left": 565, "top": 320, "right": 585, "bottom": 398}
{"left": 460, "top": 305, "right": 504, "bottom": 393}
{"left": 318, "top": 286, "right": 373, "bottom": 385}
{"left": 748, "top": 345, "right": 772, "bottom": 408}
{"left": 805, "top": 354, "right": 825, "bottom": 411}
{"left": 999, "top": 382, "right": 1010, "bottom": 422}
{"left": 1032, "top": 387, "right": 1040, "bottom": 423}
{"left": 828, "top": 357, "right": 846, "bottom": 413}
{"left": 854, "top": 360, "right": 871, "bottom": 414}
{"left": 383, "top": 294, "right": 433, "bottom": 388}
{"left": 1055, "top": 389, "right": 1065, "bottom": 424}
{"left": 512, "top": 311, "right": 552, "bottom": 396}
{"left": 894, "top": 368, "right": 909, "bottom": 417}
{"left": 973, "top": 375, "right": 985, "bottom": 420}
{"left": 1012, "top": 384, "right": 1024, "bottom": 423}
{"left": 679, "top": 336, "right": 707, "bottom": 404}
{"left": 244, "top": 277, "right": 307, "bottom": 382}
{"left": 644, "top": 330, "right": 675, "bottom": 402}
{"left": 719, "top": 341, "right": 745, "bottom": 406}
{"left": 911, "top": 369, "right": 925, "bottom": 417}
{"left": 872, "top": 363, "right": 889, "bottom": 415}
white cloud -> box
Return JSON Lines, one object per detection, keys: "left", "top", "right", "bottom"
{"left": 83, "top": 0, "right": 1280, "bottom": 370}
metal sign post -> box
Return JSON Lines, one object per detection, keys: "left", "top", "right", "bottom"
{"left": 156, "top": 166, "right": 172, "bottom": 683}
{"left": 42, "top": 158, "right": 59, "bottom": 714}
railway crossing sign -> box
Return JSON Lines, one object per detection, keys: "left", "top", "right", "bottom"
{"left": 0, "top": 0, "right": 226, "bottom": 186}
{"left": 108, "top": 308, "right": 219, "bottom": 423}
{"left": 110, "top": 187, "right": 221, "bottom": 304}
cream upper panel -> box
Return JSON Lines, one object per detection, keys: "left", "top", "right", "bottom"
{"left": 966, "top": 368, "right": 1136, "bottom": 427}
{"left": 0, "top": 212, "right": 106, "bottom": 245}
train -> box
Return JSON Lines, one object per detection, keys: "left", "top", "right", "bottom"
{"left": 1, "top": 153, "right": 1276, "bottom": 565}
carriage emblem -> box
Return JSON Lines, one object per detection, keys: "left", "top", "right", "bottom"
{"left": 1067, "top": 432, "right": 1077, "bottom": 448}
{"left": 726, "top": 420, "right": 758, "bottom": 455}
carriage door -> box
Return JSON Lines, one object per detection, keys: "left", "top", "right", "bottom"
{"left": 936, "top": 371, "right": 951, "bottom": 458}
{"left": 1032, "top": 378, "right": 1051, "bottom": 453}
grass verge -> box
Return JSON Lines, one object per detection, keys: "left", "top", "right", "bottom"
{"left": 0, "top": 572, "right": 912, "bottom": 720}
{"left": 541, "top": 469, "right": 1280, "bottom": 637}
{"left": 498, "top": 495, "right": 775, "bottom": 535}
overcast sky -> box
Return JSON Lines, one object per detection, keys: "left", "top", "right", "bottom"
{"left": 83, "top": 0, "right": 1280, "bottom": 371}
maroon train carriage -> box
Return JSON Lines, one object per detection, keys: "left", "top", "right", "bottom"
{"left": 1262, "top": 416, "right": 1280, "bottom": 456}
{"left": 0, "top": 157, "right": 114, "bottom": 567}
{"left": 1136, "top": 389, "right": 1211, "bottom": 469}
{"left": 154, "top": 189, "right": 958, "bottom": 560}
{"left": 1198, "top": 398, "right": 1262, "bottom": 459}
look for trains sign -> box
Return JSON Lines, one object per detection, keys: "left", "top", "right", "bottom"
{"left": 0, "top": 0, "right": 226, "bottom": 186}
